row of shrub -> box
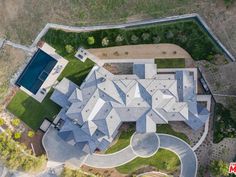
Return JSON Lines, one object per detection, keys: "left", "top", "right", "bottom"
{"left": 0, "top": 118, "right": 35, "bottom": 139}
{"left": 43, "top": 19, "right": 223, "bottom": 61}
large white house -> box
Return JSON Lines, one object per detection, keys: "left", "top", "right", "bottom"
{"left": 50, "top": 63, "right": 210, "bottom": 154}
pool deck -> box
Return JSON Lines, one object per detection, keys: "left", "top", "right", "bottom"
{"left": 20, "top": 43, "right": 68, "bottom": 102}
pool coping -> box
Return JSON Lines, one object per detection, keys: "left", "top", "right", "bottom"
{"left": 18, "top": 43, "right": 68, "bottom": 102}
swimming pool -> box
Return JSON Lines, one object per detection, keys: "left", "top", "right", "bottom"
{"left": 16, "top": 49, "right": 57, "bottom": 94}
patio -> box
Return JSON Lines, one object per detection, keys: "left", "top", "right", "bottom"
{"left": 20, "top": 43, "right": 68, "bottom": 102}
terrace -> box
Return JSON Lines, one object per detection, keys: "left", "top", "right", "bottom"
{"left": 17, "top": 43, "right": 68, "bottom": 102}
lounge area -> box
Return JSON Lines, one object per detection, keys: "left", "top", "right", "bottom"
{"left": 18, "top": 43, "right": 68, "bottom": 102}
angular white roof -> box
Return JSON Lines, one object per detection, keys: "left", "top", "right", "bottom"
{"left": 52, "top": 63, "right": 210, "bottom": 153}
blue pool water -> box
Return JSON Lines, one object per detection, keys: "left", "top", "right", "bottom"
{"left": 16, "top": 49, "right": 57, "bottom": 94}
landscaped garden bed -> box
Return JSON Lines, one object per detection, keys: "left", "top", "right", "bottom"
{"left": 105, "top": 125, "right": 135, "bottom": 154}
{"left": 156, "top": 124, "right": 190, "bottom": 144}
{"left": 43, "top": 19, "right": 223, "bottom": 61}
{"left": 105, "top": 124, "right": 190, "bottom": 154}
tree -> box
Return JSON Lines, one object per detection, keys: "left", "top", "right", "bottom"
{"left": 102, "top": 37, "right": 109, "bottom": 47}
{"left": 153, "top": 36, "right": 161, "bottom": 43}
{"left": 60, "top": 167, "right": 74, "bottom": 177}
{"left": 65, "top": 45, "right": 74, "bottom": 54}
{"left": 115, "top": 35, "right": 124, "bottom": 43}
{"left": 224, "top": 0, "right": 235, "bottom": 8}
{"left": 22, "top": 155, "right": 46, "bottom": 172}
{"left": 131, "top": 35, "right": 139, "bottom": 43}
{"left": 87, "top": 36, "right": 95, "bottom": 45}
{"left": 14, "top": 132, "right": 22, "bottom": 139}
{"left": 210, "top": 160, "right": 229, "bottom": 177}
{"left": 141, "top": 33, "right": 150, "bottom": 41}
{"left": 0, "top": 118, "right": 5, "bottom": 126}
{"left": 11, "top": 118, "right": 21, "bottom": 127}
{"left": 0, "top": 132, "right": 46, "bottom": 172}
{"left": 27, "top": 131, "right": 35, "bottom": 138}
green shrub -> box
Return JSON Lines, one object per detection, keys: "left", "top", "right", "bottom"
{"left": 131, "top": 34, "right": 139, "bottom": 44}
{"left": 43, "top": 19, "right": 223, "bottom": 61}
{"left": 142, "top": 33, "right": 150, "bottom": 41}
{"left": 102, "top": 37, "right": 109, "bottom": 47}
{"left": 14, "top": 132, "right": 21, "bottom": 139}
{"left": 224, "top": 0, "right": 235, "bottom": 7}
{"left": 65, "top": 45, "right": 74, "bottom": 54}
{"left": 27, "top": 131, "right": 35, "bottom": 138}
{"left": 115, "top": 35, "right": 124, "bottom": 43}
{"left": 87, "top": 36, "right": 95, "bottom": 45}
{"left": 60, "top": 167, "right": 90, "bottom": 177}
{"left": 209, "top": 160, "right": 228, "bottom": 177}
{"left": 166, "top": 31, "right": 174, "bottom": 39}
{"left": 213, "top": 103, "right": 236, "bottom": 143}
{"left": 11, "top": 118, "right": 21, "bottom": 127}
{"left": 0, "top": 132, "right": 46, "bottom": 172}
{"left": 153, "top": 36, "right": 161, "bottom": 43}
{"left": 0, "top": 118, "right": 5, "bottom": 126}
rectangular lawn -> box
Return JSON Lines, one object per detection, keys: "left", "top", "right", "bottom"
{"left": 155, "top": 58, "right": 185, "bottom": 68}
{"left": 57, "top": 53, "right": 94, "bottom": 86}
{"left": 7, "top": 90, "right": 61, "bottom": 130}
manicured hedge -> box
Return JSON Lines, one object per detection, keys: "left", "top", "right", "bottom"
{"left": 43, "top": 19, "right": 222, "bottom": 61}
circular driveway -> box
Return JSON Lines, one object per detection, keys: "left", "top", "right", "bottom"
{"left": 131, "top": 132, "right": 160, "bottom": 157}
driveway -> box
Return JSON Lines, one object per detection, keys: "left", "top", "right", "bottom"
{"left": 42, "top": 126, "right": 88, "bottom": 168}
{"left": 159, "top": 134, "right": 197, "bottom": 177}
{"left": 131, "top": 132, "right": 160, "bottom": 157}
{"left": 42, "top": 130, "right": 197, "bottom": 177}
{"left": 84, "top": 146, "right": 137, "bottom": 168}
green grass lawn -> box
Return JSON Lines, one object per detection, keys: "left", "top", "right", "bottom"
{"left": 7, "top": 90, "right": 61, "bottom": 130}
{"left": 105, "top": 127, "right": 135, "bottom": 154}
{"left": 57, "top": 52, "right": 94, "bottom": 86}
{"left": 106, "top": 124, "right": 190, "bottom": 154}
{"left": 116, "top": 148, "right": 180, "bottom": 174}
{"left": 155, "top": 58, "right": 185, "bottom": 68}
{"left": 157, "top": 124, "right": 190, "bottom": 144}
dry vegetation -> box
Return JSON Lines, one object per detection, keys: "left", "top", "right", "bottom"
{"left": 0, "top": 45, "right": 27, "bottom": 101}
{"left": 0, "top": 0, "right": 235, "bottom": 58}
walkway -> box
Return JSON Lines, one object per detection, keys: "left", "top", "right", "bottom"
{"left": 4, "top": 40, "right": 35, "bottom": 53}
{"left": 159, "top": 134, "right": 197, "bottom": 177}
{"left": 84, "top": 146, "right": 137, "bottom": 168}
{"left": 192, "top": 95, "right": 212, "bottom": 151}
